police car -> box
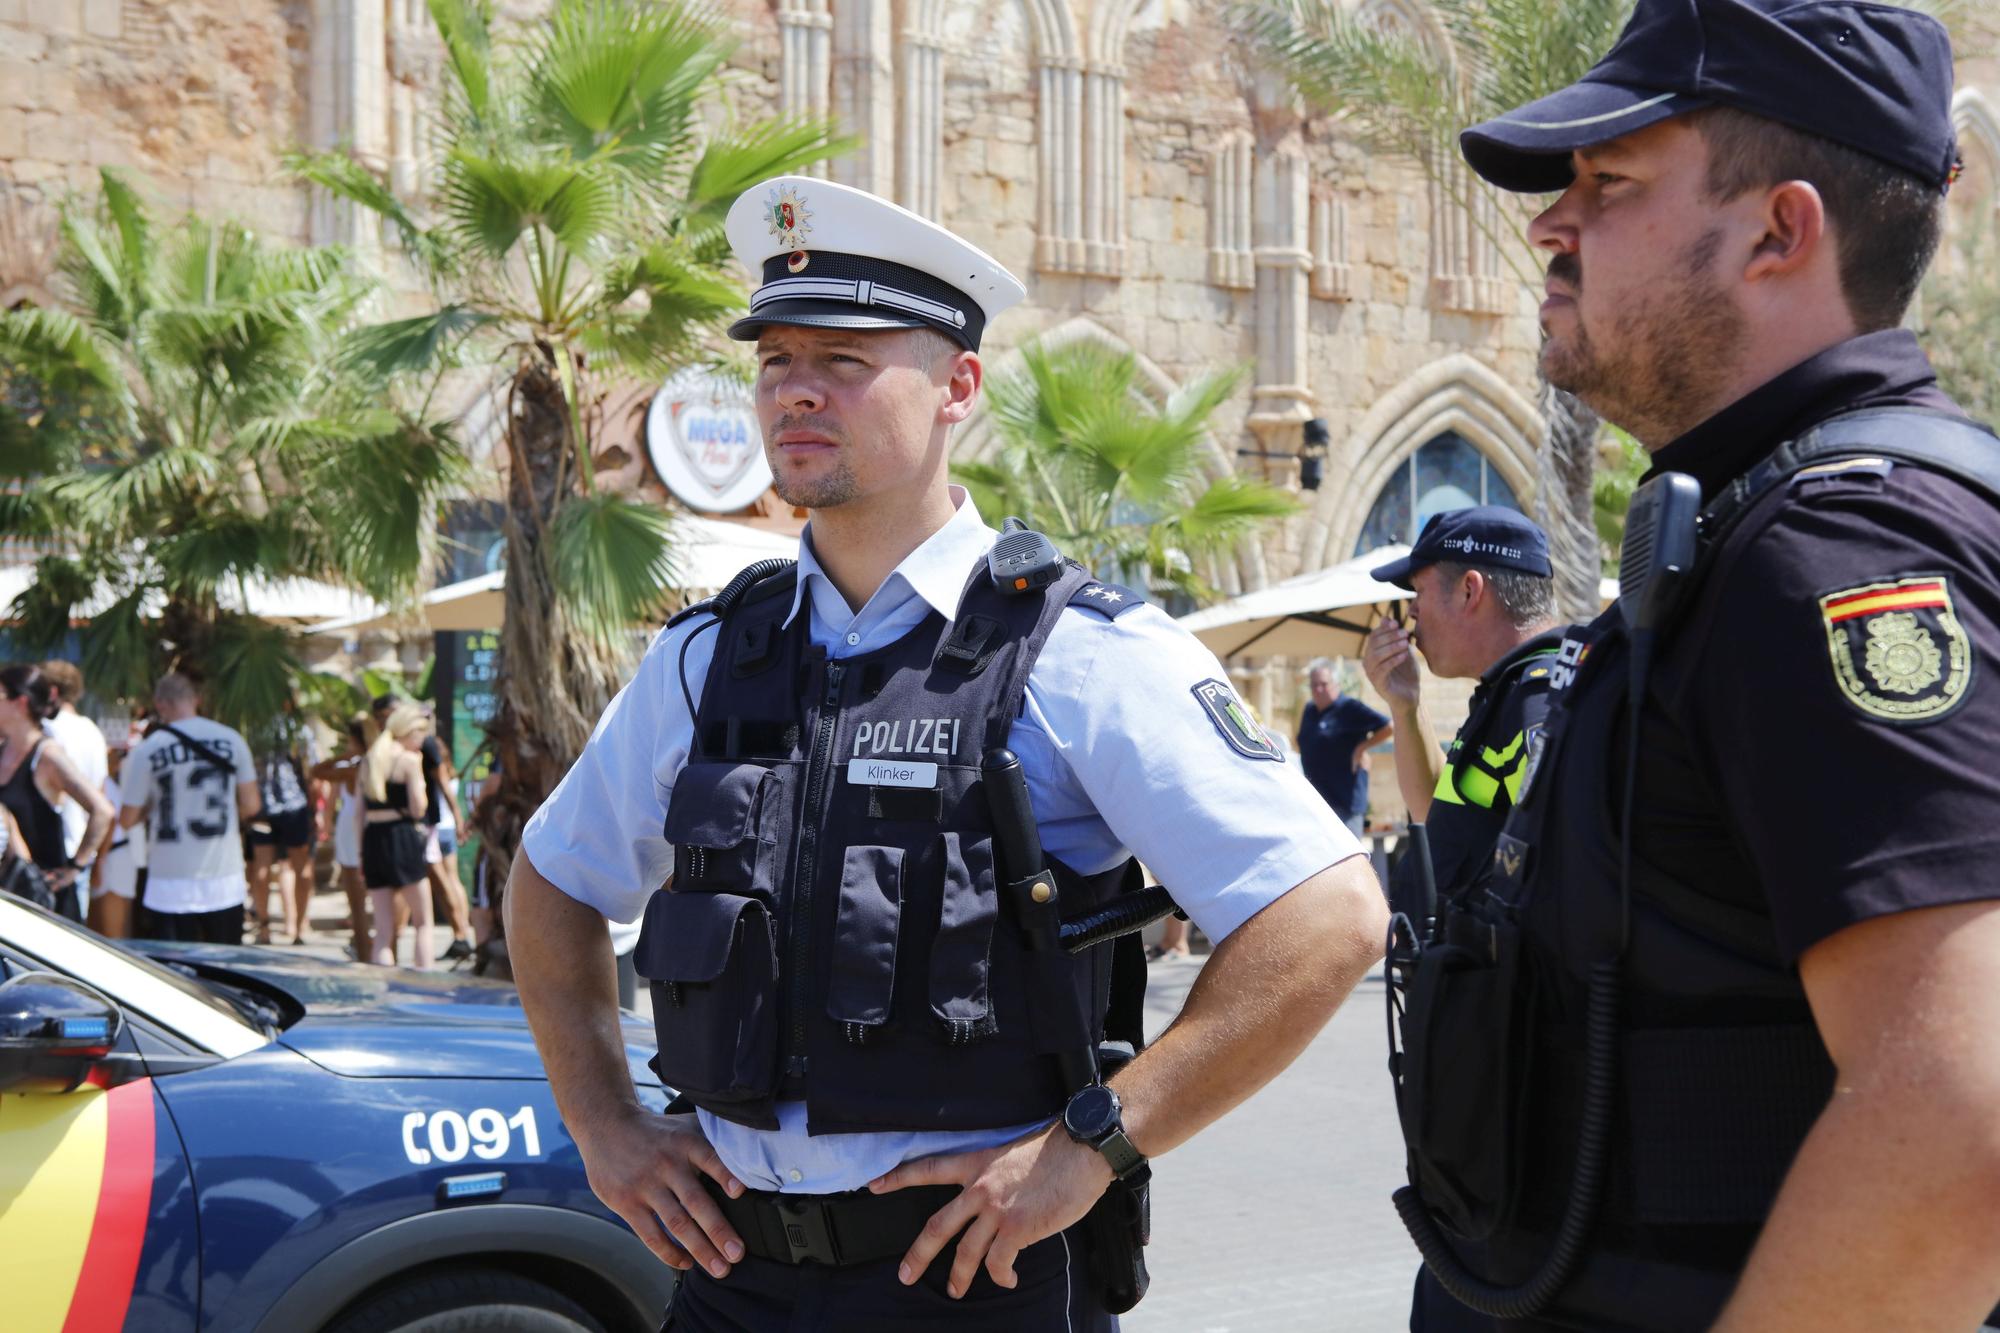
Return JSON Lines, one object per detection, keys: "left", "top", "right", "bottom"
{"left": 0, "top": 893, "right": 675, "bottom": 1332}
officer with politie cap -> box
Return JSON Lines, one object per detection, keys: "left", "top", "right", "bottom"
{"left": 1360, "top": 507, "right": 1565, "bottom": 936}
{"left": 1387, "top": 0, "right": 2000, "bottom": 1330}
{"left": 504, "top": 174, "right": 1387, "bottom": 1330}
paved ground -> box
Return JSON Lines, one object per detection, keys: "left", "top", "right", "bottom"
{"left": 1124, "top": 955, "right": 1417, "bottom": 1333}
{"left": 284, "top": 884, "right": 1417, "bottom": 1332}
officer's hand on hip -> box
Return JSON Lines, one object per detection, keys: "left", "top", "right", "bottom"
{"left": 1362, "top": 621, "right": 1421, "bottom": 705}
{"left": 868, "top": 1122, "right": 1113, "bottom": 1298}
{"left": 575, "top": 1106, "right": 747, "bottom": 1279}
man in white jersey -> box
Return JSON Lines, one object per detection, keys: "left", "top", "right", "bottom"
{"left": 39, "top": 660, "right": 109, "bottom": 864}
{"left": 120, "top": 673, "right": 260, "bottom": 943}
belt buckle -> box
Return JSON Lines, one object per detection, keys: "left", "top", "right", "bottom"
{"left": 774, "top": 1196, "right": 841, "bottom": 1266}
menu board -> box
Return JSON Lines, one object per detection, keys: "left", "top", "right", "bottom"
{"left": 435, "top": 629, "right": 501, "bottom": 886}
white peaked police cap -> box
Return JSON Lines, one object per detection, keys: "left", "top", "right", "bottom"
{"left": 724, "top": 176, "right": 1027, "bottom": 352}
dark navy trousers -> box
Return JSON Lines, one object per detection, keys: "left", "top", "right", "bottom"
{"left": 662, "top": 1225, "right": 1114, "bottom": 1332}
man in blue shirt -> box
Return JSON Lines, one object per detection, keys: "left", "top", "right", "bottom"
{"left": 1296, "top": 662, "right": 1392, "bottom": 833}
{"left": 503, "top": 176, "right": 1388, "bottom": 1331}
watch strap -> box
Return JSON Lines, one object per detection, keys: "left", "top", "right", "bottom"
{"left": 1093, "top": 1126, "right": 1147, "bottom": 1180}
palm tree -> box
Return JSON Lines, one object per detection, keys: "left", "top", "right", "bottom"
{"left": 0, "top": 169, "right": 464, "bottom": 732}
{"left": 1246, "top": 0, "right": 1632, "bottom": 620}
{"left": 290, "top": 0, "right": 847, "bottom": 873}
{"left": 953, "top": 339, "right": 1296, "bottom": 602}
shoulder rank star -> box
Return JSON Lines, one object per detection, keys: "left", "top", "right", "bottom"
{"left": 1083, "top": 585, "right": 1124, "bottom": 603}
{"left": 766, "top": 184, "right": 813, "bottom": 250}
{"left": 1817, "top": 575, "right": 1973, "bottom": 723}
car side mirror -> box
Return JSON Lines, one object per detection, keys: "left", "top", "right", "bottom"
{"left": 0, "top": 971, "right": 125, "bottom": 1094}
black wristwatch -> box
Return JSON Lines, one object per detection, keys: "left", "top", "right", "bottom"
{"left": 1061, "top": 1082, "right": 1148, "bottom": 1181}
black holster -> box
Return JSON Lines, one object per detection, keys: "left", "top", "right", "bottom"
{"left": 1078, "top": 1040, "right": 1150, "bottom": 1314}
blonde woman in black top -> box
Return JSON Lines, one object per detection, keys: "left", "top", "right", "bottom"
{"left": 360, "top": 704, "right": 433, "bottom": 969}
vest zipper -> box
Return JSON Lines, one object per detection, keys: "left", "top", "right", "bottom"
{"left": 785, "top": 660, "right": 845, "bottom": 1086}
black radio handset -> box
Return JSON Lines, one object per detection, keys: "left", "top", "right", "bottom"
{"left": 988, "top": 516, "right": 1065, "bottom": 594}
{"left": 1613, "top": 470, "right": 1701, "bottom": 950}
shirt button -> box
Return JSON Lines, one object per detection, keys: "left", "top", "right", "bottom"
{"left": 787, "top": 1168, "right": 803, "bottom": 1183}
{"left": 845, "top": 632, "right": 859, "bottom": 646}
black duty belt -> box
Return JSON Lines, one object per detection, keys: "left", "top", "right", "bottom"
{"left": 702, "top": 1177, "right": 957, "bottom": 1267}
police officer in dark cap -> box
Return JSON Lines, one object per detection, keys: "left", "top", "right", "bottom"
{"left": 1362, "top": 507, "right": 1564, "bottom": 928}
{"left": 1389, "top": 1, "right": 2000, "bottom": 1330}
{"left": 502, "top": 176, "right": 1387, "bottom": 1331}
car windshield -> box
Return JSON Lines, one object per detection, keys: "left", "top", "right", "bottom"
{"left": 0, "top": 894, "right": 268, "bottom": 1053}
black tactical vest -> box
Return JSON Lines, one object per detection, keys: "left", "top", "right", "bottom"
{"left": 1394, "top": 410, "right": 2000, "bottom": 1329}
{"left": 635, "top": 557, "right": 1137, "bottom": 1135}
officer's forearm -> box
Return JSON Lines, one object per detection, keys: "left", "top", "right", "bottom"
{"left": 505, "top": 852, "right": 643, "bottom": 1145}
{"left": 1112, "top": 856, "right": 1386, "bottom": 1159}
{"left": 1386, "top": 699, "right": 1440, "bottom": 821}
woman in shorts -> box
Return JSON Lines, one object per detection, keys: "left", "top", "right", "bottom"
{"left": 359, "top": 704, "right": 432, "bottom": 969}
{"left": 312, "top": 716, "right": 371, "bottom": 961}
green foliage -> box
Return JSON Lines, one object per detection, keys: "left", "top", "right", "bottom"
{"left": 0, "top": 169, "right": 466, "bottom": 731}
{"left": 290, "top": 0, "right": 850, "bottom": 643}
{"left": 1592, "top": 426, "right": 1650, "bottom": 575}
{"left": 1918, "top": 226, "right": 2000, "bottom": 429}
{"left": 954, "top": 340, "right": 1295, "bottom": 600}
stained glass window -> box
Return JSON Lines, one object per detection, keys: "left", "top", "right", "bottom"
{"left": 1354, "top": 431, "right": 1523, "bottom": 556}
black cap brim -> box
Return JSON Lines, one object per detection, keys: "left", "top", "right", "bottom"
{"left": 1461, "top": 82, "right": 1707, "bottom": 192}
{"left": 728, "top": 299, "right": 932, "bottom": 342}
{"left": 1369, "top": 555, "right": 1420, "bottom": 591}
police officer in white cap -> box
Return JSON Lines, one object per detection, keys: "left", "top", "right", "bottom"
{"left": 505, "top": 176, "right": 1388, "bottom": 1330}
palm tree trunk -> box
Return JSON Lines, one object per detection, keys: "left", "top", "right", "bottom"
{"left": 1534, "top": 378, "right": 1603, "bottom": 623}
{"left": 474, "top": 347, "right": 631, "bottom": 884}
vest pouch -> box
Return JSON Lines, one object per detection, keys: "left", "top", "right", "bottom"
{"left": 930, "top": 832, "right": 999, "bottom": 1043}
{"left": 665, "top": 761, "right": 777, "bottom": 897}
{"left": 1395, "top": 904, "right": 1538, "bottom": 1241}
{"left": 827, "top": 845, "right": 904, "bottom": 1041}
{"left": 635, "top": 889, "right": 781, "bottom": 1120}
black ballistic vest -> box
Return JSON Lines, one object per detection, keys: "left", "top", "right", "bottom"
{"left": 1399, "top": 412, "right": 2000, "bottom": 1330}
{"left": 636, "top": 557, "right": 1137, "bottom": 1134}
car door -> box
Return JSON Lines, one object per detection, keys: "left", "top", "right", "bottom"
{"left": 0, "top": 951, "right": 202, "bottom": 1333}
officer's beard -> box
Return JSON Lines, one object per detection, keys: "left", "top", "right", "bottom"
{"left": 766, "top": 413, "right": 859, "bottom": 509}
{"left": 1539, "top": 228, "right": 1749, "bottom": 446}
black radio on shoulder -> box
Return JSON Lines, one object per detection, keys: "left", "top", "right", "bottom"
{"left": 987, "top": 516, "right": 1064, "bottom": 594}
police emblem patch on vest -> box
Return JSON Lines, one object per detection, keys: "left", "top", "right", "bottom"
{"left": 1818, "top": 574, "right": 1974, "bottom": 724}
{"left": 1191, "top": 679, "right": 1282, "bottom": 761}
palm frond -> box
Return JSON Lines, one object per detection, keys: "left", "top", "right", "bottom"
{"left": 78, "top": 586, "right": 156, "bottom": 704}
{"left": 338, "top": 306, "right": 498, "bottom": 378}
{"left": 7, "top": 555, "right": 96, "bottom": 652}
{"left": 549, "top": 490, "right": 680, "bottom": 640}
{"left": 526, "top": 0, "right": 721, "bottom": 166}
{"left": 683, "top": 119, "right": 860, "bottom": 246}
{"left": 285, "top": 149, "right": 450, "bottom": 275}
{"left": 428, "top": 0, "right": 496, "bottom": 124}
{"left": 199, "top": 612, "right": 303, "bottom": 733}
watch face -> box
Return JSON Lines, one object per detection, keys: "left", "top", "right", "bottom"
{"left": 1064, "top": 1083, "right": 1119, "bottom": 1140}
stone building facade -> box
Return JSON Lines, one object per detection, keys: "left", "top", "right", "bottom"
{"left": 1, "top": 1, "right": 1995, "bottom": 785}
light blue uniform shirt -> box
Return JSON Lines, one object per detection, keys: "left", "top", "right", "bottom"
{"left": 523, "top": 490, "right": 1360, "bottom": 1193}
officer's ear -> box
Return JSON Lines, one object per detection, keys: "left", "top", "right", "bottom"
{"left": 1458, "top": 567, "right": 1485, "bottom": 609}
{"left": 1743, "top": 179, "right": 1826, "bottom": 285}
{"left": 938, "top": 346, "right": 982, "bottom": 427}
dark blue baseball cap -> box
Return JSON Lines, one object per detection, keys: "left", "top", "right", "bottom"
{"left": 1460, "top": 0, "right": 1959, "bottom": 195}
{"left": 1370, "top": 507, "right": 1553, "bottom": 590}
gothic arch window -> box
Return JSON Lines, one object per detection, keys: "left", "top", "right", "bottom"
{"left": 1944, "top": 90, "right": 2000, "bottom": 274}
{"left": 1352, "top": 431, "right": 1525, "bottom": 556}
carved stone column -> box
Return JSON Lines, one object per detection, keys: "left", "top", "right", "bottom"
{"left": 1081, "top": 61, "right": 1125, "bottom": 276}
{"left": 308, "top": 0, "right": 390, "bottom": 250}
{"left": 779, "top": 0, "right": 833, "bottom": 122}
{"left": 1035, "top": 54, "right": 1087, "bottom": 273}
{"left": 1208, "top": 134, "right": 1254, "bottom": 289}
{"left": 897, "top": 2, "right": 948, "bottom": 218}
{"left": 831, "top": 0, "right": 896, "bottom": 197}
{"left": 1246, "top": 142, "right": 1314, "bottom": 473}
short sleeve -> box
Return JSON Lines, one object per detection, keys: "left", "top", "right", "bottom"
{"left": 1355, "top": 699, "right": 1391, "bottom": 733}
{"left": 521, "top": 619, "right": 716, "bottom": 924}
{"left": 1688, "top": 468, "right": 2000, "bottom": 959}
{"left": 1027, "top": 605, "right": 1365, "bottom": 944}
{"left": 230, "top": 728, "right": 256, "bottom": 785}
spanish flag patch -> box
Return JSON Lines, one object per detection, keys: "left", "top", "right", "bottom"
{"left": 1818, "top": 575, "right": 1973, "bottom": 723}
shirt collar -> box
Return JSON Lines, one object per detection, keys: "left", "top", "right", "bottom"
{"left": 783, "top": 486, "right": 997, "bottom": 629}
{"left": 1477, "top": 626, "right": 1567, "bottom": 690}
{"left": 1644, "top": 330, "right": 1955, "bottom": 500}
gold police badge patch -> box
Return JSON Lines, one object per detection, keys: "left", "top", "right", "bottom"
{"left": 1818, "top": 575, "right": 1973, "bottom": 724}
